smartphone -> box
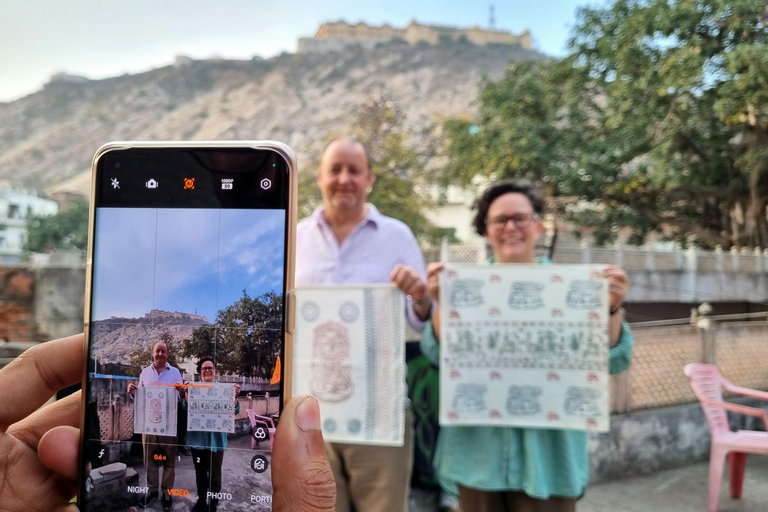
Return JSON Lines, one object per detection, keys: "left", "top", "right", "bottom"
{"left": 78, "top": 141, "right": 297, "bottom": 512}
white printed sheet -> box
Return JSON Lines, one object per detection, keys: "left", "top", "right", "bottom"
{"left": 294, "top": 285, "right": 406, "bottom": 446}
{"left": 134, "top": 385, "right": 178, "bottom": 437}
{"left": 439, "top": 264, "right": 610, "bottom": 432}
{"left": 187, "top": 382, "right": 237, "bottom": 433}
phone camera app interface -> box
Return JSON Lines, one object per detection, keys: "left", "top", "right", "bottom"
{"left": 82, "top": 151, "right": 287, "bottom": 512}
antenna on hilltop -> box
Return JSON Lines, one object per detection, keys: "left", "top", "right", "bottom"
{"left": 489, "top": 4, "right": 496, "bottom": 29}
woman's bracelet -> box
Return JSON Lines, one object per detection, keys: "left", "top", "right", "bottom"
{"left": 610, "top": 303, "right": 623, "bottom": 315}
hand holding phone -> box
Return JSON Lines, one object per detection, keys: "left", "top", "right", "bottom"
{"left": 79, "top": 142, "right": 297, "bottom": 511}
{"left": 0, "top": 334, "right": 335, "bottom": 512}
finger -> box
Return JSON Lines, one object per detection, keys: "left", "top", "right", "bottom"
{"left": 427, "top": 262, "right": 445, "bottom": 278}
{"left": 7, "top": 391, "right": 81, "bottom": 449}
{"left": 389, "top": 264, "right": 405, "bottom": 283}
{"left": 272, "top": 396, "right": 335, "bottom": 512}
{"left": 38, "top": 425, "right": 81, "bottom": 481}
{"left": 0, "top": 334, "right": 84, "bottom": 429}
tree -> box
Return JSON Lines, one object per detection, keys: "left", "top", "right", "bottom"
{"left": 24, "top": 199, "right": 89, "bottom": 253}
{"left": 182, "top": 291, "right": 283, "bottom": 379}
{"left": 299, "top": 96, "right": 458, "bottom": 244}
{"left": 444, "top": 0, "right": 768, "bottom": 248}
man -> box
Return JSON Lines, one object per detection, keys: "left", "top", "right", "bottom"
{"left": 127, "top": 341, "right": 185, "bottom": 511}
{"left": 296, "top": 137, "right": 432, "bottom": 512}
{"left": 0, "top": 333, "right": 336, "bottom": 512}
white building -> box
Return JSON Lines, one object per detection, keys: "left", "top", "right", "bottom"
{"left": 0, "top": 187, "right": 58, "bottom": 264}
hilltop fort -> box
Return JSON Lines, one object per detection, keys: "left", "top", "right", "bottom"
{"left": 298, "top": 20, "right": 531, "bottom": 54}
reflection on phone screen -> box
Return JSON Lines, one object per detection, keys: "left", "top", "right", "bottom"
{"left": 81, "top": 207, "right": 284, "bottom": 511}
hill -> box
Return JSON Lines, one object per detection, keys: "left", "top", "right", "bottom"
{"left": 91, "top": 309, "right": 207, "bottom": 362}
{"left": 0, "top": 41, "right": 546, "bottom": 194}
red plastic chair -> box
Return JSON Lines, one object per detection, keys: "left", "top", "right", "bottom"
{"left": 246, "top": 408, "right": 276, "bottom": 451}
{"left": 684, "top": 363, "right": 768, "bottom": 512}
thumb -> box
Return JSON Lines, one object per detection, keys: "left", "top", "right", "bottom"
{"left": 272, "top": 396, "right": 336, "bottom": 512}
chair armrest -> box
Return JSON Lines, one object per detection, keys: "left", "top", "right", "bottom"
{"left": 701, "top": 397, "right": 768, "bottom": 431}
{"left": 723, "top": 382, "right": 768, "bottom": 402}
{"left": 251, "top": 413, "right": 275, "bottom": 428}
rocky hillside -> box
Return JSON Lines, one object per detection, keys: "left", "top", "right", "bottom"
{"left": 0, "top": 41, "right": 546, "bottom": 194}
{"left": 91, "top": 309, "right": 207, "bottom": 362}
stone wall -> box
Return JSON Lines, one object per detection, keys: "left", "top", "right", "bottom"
{"left": 0, "top": 264, "right": 85, "bottom": 342}
{"left": 589, "top": 397, "right": 768, "bottom": 483}
{"left": 300, "top": 20, "right": 531, "bottom": 54}
{"left": 0, "top": 267, "right": 35, "bottom": 341}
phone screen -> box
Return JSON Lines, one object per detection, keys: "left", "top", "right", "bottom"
{"left": 79, "top": 144, "right": 294, "bottom": 512}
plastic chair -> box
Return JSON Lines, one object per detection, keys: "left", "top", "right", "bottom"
{"left": 684, "top": 363, "right": 768, "bottom": 512}
{"left": 246, "top": 409, "right": 276, "bottom": 451}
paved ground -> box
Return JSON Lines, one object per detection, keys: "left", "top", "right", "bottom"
{"left": 410, "top": 455, "right": 768, "bottom": 512}
{"left": 580, "top": 456, "right": 768, "bottom": 512}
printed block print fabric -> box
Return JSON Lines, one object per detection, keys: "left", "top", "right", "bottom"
{"left": 134, "top": 385, "right": 178, "bottom": 437}
{"left": 294, "top": 285, "right": 406, "bottom": 446}
{"left": 439, "top": 264, "right": 611, "bottom": 432}
{"left": 187, "top": 383, "right": 237, "bottom": 433}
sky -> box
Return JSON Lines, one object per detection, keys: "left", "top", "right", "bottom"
{"left": 91, "top": 207, "right": 286, "bottom": 321}
{"left": 0, "top": 0, "right": 601, "bottom": 102}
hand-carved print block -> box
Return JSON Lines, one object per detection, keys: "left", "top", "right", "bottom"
{"left": 338, "top": 301, "right": 359, "bottom": 323}
{"left": 564, "top": 386, "right": 602, "bottom": 416}
{"left": 450, "top": 279, "right": 485, "bottom": 308}
{"left": 310, "top": 321, "right": 354, "bottom": 402}
{"left": 301, "top": 300, "right": 320, "bottom": 322}
{"left": 505, "top": 385, "right": 542, "bottom": 415}
{"left": 508, "top": 281, "right": 545, "bottom": 309}
{"left": 565, "top": 280, "right": 603, "bottom": 309}
{"left": 452, "top": 383, "right": 487, "bottom": 413}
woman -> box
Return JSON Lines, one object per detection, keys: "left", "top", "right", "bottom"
{"left": 185, "top": 356, "right": 241, "bottom": 512}
{"left": 421, "top": 180, "right": 633, "bottom": 512}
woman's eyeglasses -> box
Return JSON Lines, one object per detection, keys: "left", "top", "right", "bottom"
{"left": 486, "top": 213, "right": 539, "bottom": 230}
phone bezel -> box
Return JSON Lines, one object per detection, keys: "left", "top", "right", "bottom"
{"left": 79, "top": 140, "right": 297, "bottom": 508}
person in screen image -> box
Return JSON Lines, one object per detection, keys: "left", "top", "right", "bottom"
{"left": 296, "top": 137, "right": 433, "bottom": 512}
{"left": 127, "top": 341, "right": 186, "bottom": 511}
{"left": 184, "top": 356, "right": 241, "bottom": 512}
{"left": 421, "top": 180, "right": 634, "bottom": 512}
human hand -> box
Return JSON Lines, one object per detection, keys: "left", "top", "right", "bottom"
{"left": 127, "top": 382, "right": 137, "bottom": 397}
{"left": 390, "top": 264, "right": 429, "bottom": 303}
{"left": 426, "top": 262, "right": 445, "bottom": 305}
{"left": 0, "top": 336, "right": 338, "bottom": 512}
{"left": 0, "top": 333, "right": 84, "bottom": 512}
{"left": 272, "top": 396, "right": 335, "bottom": 512}
{"left": 603, "top": 265, "right": 629, "bottom": 310}
{"left": 174, "top": 381, "right": 186, "bottom": 398}
{"left": 234, "top": 383, "right": 241, "bottom": 396}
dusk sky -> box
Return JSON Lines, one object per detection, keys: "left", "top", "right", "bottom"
{"left": 0, "top": 0, "right": 601, "bottom": 101}
{"left": 91, "top": 207, "right": 285, "bottom": 322}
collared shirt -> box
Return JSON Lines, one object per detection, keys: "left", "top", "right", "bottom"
{"left": 137, "top": 362, "right": 183, "bottom": 398}
{"left": 296, "top": 204, "right": 428, "bottom": 332}
{"left": 420, "top": 257, "right": 634, "bottom": 498}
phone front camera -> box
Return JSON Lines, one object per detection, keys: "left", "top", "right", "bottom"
{"left": 114, "top": 162, "right": 121, "bottom": 169}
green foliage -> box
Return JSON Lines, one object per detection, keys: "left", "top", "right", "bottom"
{"left": 25, "top": 199, "right": 89, "bottom": 253}
{"left": 444, "top": 0, "right": 768, "bottom": 249}
{"left": 126, "top": 331, "right": 184, "bottom": 377}
{"left": 182, "top": 291, "right": 283, "bottom": 379}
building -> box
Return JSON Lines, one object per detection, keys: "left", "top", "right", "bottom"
{"left": 298, "top": 20, "right": 531, "bottom": 54}
{"left": 0, "top": 187, "right": 58, "bottom": 264}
